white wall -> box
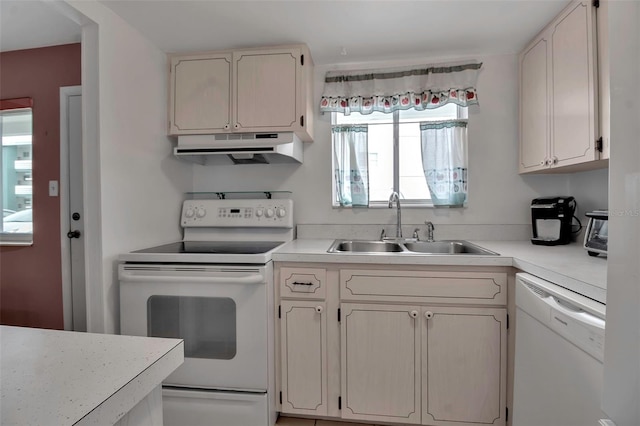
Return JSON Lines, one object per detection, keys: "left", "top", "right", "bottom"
{"left": 194, "top": 53, "right": 570, "bottom": 232}
{"left": 65, "top": 0, "right": 193, "bottom": 334}
{"left": 568, "top": 168, "right": 609, "bottom": 218}
{"left": 602, "top": 1, "right": 640, "bottom": 423}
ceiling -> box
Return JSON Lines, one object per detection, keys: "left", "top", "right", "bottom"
{"left": 0, "top": 1, "right": 81, "bottom": 52}
{"left": 1, "top": 0, "right": 572, "bottom": 64}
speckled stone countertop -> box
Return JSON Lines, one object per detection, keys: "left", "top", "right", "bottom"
{"left": 273, "top": 239, "right": 607, "bottom": 304}
{"left": 0, "top": 326, "right": 183, "bottom": 426}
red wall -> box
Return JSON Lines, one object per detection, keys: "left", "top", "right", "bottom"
{"left": 0, "top": 44, "right": 81, "bottom": 329}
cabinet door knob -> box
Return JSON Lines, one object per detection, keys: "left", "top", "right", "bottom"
{"left": 553, "top": 157, "right": 559, "bottom": 165}
{"left": 234, "top": 124, "right": 239, "bottom": 129}
{"left": 223, "top": 124, "right": 230, "bottom": 130}
{"left": 409, "top": 310, "right": 418, "bottom": 318}
{"left": 425, "top": 311, "right": 434, "bottom": 320}
{"left": 315, "top": 306, "right": 323, "bottom": 314}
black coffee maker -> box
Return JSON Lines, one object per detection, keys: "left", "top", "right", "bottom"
{"left": 531, "top": 196, "right": 576, "bottom": 245}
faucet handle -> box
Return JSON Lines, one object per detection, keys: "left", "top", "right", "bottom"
{"left": 380, "top": 228, "right": 386, "bottom": 240}
{"left": 412, "top": 228, "right": 420, "bottom": 240}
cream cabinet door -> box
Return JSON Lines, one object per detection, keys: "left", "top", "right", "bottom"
{"left": 421, "top": 307, "right": 507, "bottom": 426}
{"left": 519, "top": 37, "right": 550, "bottom": 173}
{"left": 280, "top": 301, "right": 328, "bottom": 416}
{"left": 550, "top": 0, "right": 598, "bottom": 168}
{"left": 341, "top": 303, "right": 421, "bottom": 424}
{"left": 233, "top": 48, "right": 301, "bottom": 132}
{"left": 169, "top": 54, "right": 232, "bottom": 134}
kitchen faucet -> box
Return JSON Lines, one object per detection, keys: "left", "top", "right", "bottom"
{"left": 388, "top": 192, "right": 402, "bottom": 238}
{"left": 425, "top": 221, "right": 435, "bottom": 242}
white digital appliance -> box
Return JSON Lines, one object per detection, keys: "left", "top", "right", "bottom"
{"left": 119, "top": 197, "right": 294, "bottom": 426}
{"left": 513, "top": 273, "right": 606, "bottom": 426}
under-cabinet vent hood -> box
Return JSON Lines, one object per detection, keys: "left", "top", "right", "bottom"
{"left": 174, "top": 133, "right": 303, "bottom": 165}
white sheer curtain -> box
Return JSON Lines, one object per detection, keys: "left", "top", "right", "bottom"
{"left": 420, "top": 120, "right": 468, "bottom": 207}
{"left": 332, "top": 125, "right": 369, "bottom": 207}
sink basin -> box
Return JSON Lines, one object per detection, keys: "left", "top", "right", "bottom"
{"left": 404, "top": 240, "right": 498, "bottom": 255}
{"left": 327, "top": 239, "right": 498, "bottom": 255}
{"left": 327, "top": 240, "right": 405, "bottom": 253}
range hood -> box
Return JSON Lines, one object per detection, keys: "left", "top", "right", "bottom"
{"left": 174, "top": 132, "right": 303, "bottom": 165}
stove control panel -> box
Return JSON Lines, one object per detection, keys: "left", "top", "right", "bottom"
{"left": 181, "top": 199, "right": 293, "bottom": 228}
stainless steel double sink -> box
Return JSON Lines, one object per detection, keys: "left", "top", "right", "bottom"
{"left": 327, "top": 239, "right": 498, "bottom": 255}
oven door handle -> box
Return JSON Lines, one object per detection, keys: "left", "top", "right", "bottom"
{"left": 120, "top": 271, "right": 265, "bottom": 285}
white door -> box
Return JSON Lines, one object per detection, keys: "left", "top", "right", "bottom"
{"left": 340, "top": 303, "right": 421, "bottom": 424}
{"left": 60, "top": 86, "right": 86, "bottom": 332}
{"left": 550, "top": 0, "right": 598, "bottom": 167}
{"left": 422, "top": 307, "right": 506, "bottom": 426}
{"left": 233, "top": 48, "right": 300, "bottom": 131}
{"left": 280, "top": 300, "right": 328, "bottom": 416}
{"left": 519, "top": 37, "right": 550, "bottom": 173}
{"left": 169, "top": 54, "right": 232, "bottom": 134}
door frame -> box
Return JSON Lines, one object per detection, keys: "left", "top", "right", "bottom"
{"left": 60, "top": 85, "right": 83, "bottom": 331}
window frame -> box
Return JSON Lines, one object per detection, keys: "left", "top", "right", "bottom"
{"left": 331, "top": 105, "right": 468, "bottom": 208}
{"left": 1, "top": 98, "right": 34, "bottom": 245}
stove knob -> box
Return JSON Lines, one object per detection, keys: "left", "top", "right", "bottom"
{"left": 196, "top": 209, "right": 206, "bottom": 218}
{"left": 276, "top": 208, "right": 286, "bottom": 218}
{"left": 185, "top": 208, "right": 195, "bottom": 218}
{"left": 265, "top": 208, "right": 275, "bottom": 218}
{"left": 256, "top": 208, "right": 264, "bottom": 217}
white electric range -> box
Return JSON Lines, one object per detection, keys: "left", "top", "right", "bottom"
{"left": 119, "top": 198, "right": 293, "bottom": 426}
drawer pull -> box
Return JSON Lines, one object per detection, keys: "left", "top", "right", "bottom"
{"left": 292, "top": 281, "right": 314, "bottom": 286}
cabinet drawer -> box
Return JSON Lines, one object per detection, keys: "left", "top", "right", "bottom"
{"left": 340, "top": 270, "right": 506, "bottom": 305}
{"left": 280, "top": 267, "right": 326, "bottom": 299}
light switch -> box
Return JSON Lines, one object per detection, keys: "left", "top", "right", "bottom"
{"left": 49, "top": 180, "right": 59, "bottom": 197}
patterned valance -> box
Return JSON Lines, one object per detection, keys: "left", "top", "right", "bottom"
{"left": 320, "top": 62, "right": 482, "bottom": 115}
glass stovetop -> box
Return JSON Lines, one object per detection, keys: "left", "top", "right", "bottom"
{"left": 133, "top": 241, "right": 284, "bottom": 255}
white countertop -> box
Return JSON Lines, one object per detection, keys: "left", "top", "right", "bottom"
{"left": 273, "top": 239, "right": 607, "bottom": 304}
{"left": 0, "top": 326, "right": 184, "bottom": 426}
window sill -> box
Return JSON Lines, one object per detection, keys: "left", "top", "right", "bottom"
{"left": 0, "top": 234, "right": 34, "bottom": 246}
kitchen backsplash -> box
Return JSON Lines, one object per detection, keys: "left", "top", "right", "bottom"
{"left": 297, "top": 223, "right": 532, "bottom": 241}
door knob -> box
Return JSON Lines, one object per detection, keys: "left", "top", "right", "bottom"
{"left": 67, "top": 230, "right": 81, "bottom": 239}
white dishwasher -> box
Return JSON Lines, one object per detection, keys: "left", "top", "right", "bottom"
{"left": 513, "top": 273, "right": 606, "bottom": 426}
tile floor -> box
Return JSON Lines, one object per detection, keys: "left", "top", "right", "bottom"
{"left": 276, "top": 416, "right": 381, "bottom": 426}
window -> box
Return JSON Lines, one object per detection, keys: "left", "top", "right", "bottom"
{"left": 1, "top": 100, "right": 33, "bottom": 244}
{"left": 332, "top": 104, "right": 466, "bottom": 206}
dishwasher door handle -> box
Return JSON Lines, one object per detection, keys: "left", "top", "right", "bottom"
{"left": 546, "top": 295, "right": 605, "bottom": 328}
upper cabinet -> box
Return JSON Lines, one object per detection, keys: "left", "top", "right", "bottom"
{"left": 169, "top": 44, "right": 314, "bottom": 142}
{"left": 519, "top": 0, "right": 607, "bottom": 173}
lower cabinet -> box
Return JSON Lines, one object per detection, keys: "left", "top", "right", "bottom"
{"left": 279, "top": 300, "right": 328, "bottom": 416}
{"left": 341, "top": 304, "right": 421, "bottom": 424}
{"left": 421, "top": 307, "right": 506, "bottom": 426}
{"left": 276, "top": 264, "right": 508, "bottom": 426}
{"left": 341, "top": 303, "right": 506, "bottom": 426}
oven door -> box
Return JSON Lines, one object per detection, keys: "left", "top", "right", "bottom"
{"left": 119, "top": 263, "right": 270, "bottom": 391}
